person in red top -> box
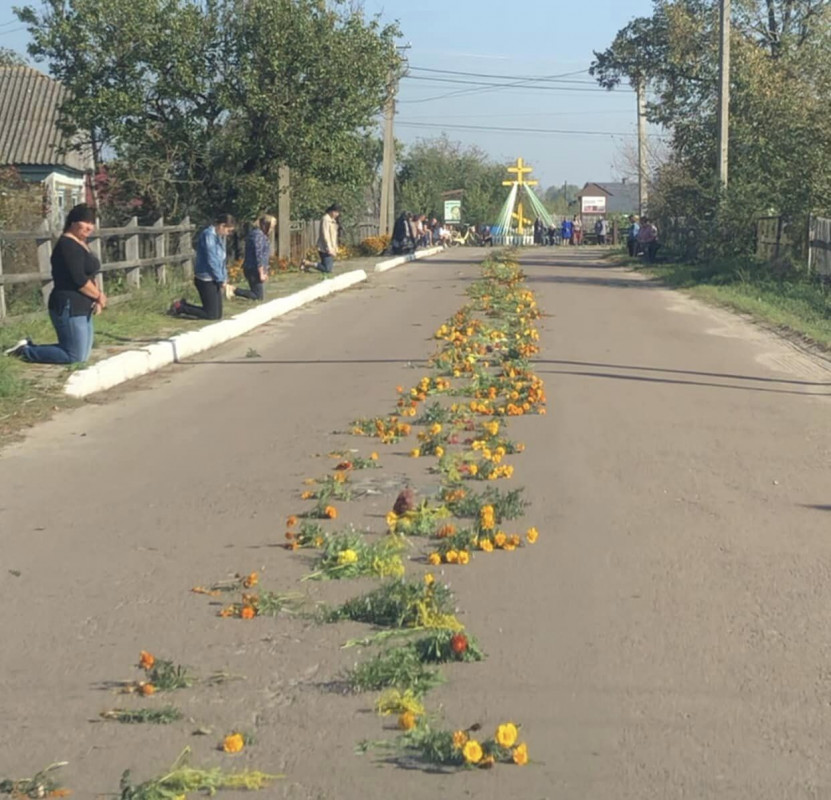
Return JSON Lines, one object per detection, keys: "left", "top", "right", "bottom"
{"left": 5, "top": 204, "right": 107, "bottom": 364}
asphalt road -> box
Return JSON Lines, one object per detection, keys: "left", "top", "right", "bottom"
{"left": 1, "top": 247, "right": 830, "bottom": 799}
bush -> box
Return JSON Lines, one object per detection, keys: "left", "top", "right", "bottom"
{"left": 357, "top": 235, "right": 391, "bottom": 256}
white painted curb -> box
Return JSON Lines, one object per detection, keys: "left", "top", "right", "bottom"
{"left": 374, "top": 246, "right": 444, "bottom": 273}
{"left": 64, "top": 269, "right": 367, "bottom": 398}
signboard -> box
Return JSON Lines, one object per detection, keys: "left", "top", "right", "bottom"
{"left": 581, "top": 195, "right": 607, "bottom": 214}
{"left": 444, "top": 199, "right": 462, "bottom": 223}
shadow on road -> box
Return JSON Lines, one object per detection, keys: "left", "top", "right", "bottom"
{"left": 525, "top": 274, "right": 661, "bottom": 289}
{"left": 537, "top": 359, "right": 831, "bottom": 387}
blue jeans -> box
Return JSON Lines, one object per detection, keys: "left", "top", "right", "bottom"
{"left": 316, "top": 251, "right": 334, "bottom": 274}
{"left": 22, "top": 302, "right": 94, "bottom": 364}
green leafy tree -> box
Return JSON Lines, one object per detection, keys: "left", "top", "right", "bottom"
{"left": 396, "top": 136, "right": 507, "bottom": 225}
{"left": 15, "top": 0, "right": 399, "bottom": 223}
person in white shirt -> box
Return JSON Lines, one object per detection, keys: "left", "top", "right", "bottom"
{"left": 301, "top": 204, "right": 340, "bottom": 274}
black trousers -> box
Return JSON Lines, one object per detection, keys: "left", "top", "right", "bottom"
{"left": 179, "top": 279, "right": 223, "bottom": 320}
{"left": 234, "top": 271, "right": 265, "bottom": 301}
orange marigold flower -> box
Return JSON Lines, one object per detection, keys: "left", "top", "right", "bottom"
{"left": 285, "top": 531, "right": 295, "bottom": 540}
{"left": 324, "top": 505, "right": 338, "bottom": 519}
{"left": 437, "top": 524, "right": 456, "bottom": 539}
{"left": 370, "top": 452, "right": 379, "bottom": 460}
{"left": 494, "top": 531, "right": 507, "bottom": 548}
{"left": 512, "top": 742, "right": 529, "bottom": 765}
{"left": 452, "top": 730, "right": 469, "bottom": 749}
{"left": 398, "top": 711, "right": 417, "bottom": 730}
{"left": 286, "top": 515, "right": 298, "bottom": 527}
{"left": 242, "top": 571, "right": 258, "bottom": 588}
{"left": 222, "top": 732, "right": 245, "bottom": 753}
{"left": 139, "top": 683, "right": 156, "bottom": 696}
{"left": 240, "top": 605, "right": 256, "bottom": 619}
{"left": 301, "top": 490, "right": 314, "bottom": 500}
{"left": 138, "top": 651, "right": 155, "bottom": 671}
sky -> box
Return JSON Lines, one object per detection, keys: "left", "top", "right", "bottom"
{"left": 0, "top": 0, "right": 656, "bottom": 192}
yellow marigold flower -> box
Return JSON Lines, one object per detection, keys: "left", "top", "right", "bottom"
{"left": 462, "top": 739, "right": 483, "bottom": 764}
{"left": 314, "top": 536, "right": 324, "bottom": 548}
{"left": 386, "top": 511, "right": 399, "bottom": 529}
{"left": 512, "top": 742, "right": 529, "bottom": 766}
{"left": 453, "top": 730, "right": 469, "bottom": 749}
{"left": 428, "top": 552, "right": 442, "bottom": 566}
{"left": 398, "top": 711, "right": 417, "bottom": 731}
{"left": 424, "top": 572, "right": 435, "bottom": 586}
{"left": 445, "top": 549, "right": 459, "bottom": 564}
{"left": 526, "top": 527, "right": 539, "bottom": 543}
{"left": 435, "top": 446, "right": 445, "bottom": 458}
{"left": 494, "top": 531, "right": 507, "bottom": 548}
{"left": 301, "top": 490, "right": 314, "bottom": 500}
{"left": 508, "top": 534, "right": 521, "bottom": 547}
{"left": 469, "top": 463, "right": 478, "bottom": 476}
{"left": 333, "top": 471, "right": 347, "bottom": 484}
{"left": 479, "top": 505, "right": 495, "bottom": 530}
{"left": 496, "top": 722, "right": 519, "bottom": 748}
{"left": 337, "top": 549, "right": 359, "bottom": 565}
{"left": 429, "top": 423, "right": 442, "bottom": 436}
{"left": 458, "top": 550, "right": 470, "bottom": 565}
{"left": 370, "top": 452, "right": 379, "bottom": 460}
{"left": 479, "top": 538, "right": 494, "bottom": 553}
{"left": 503, "top": 541, "right": 517, "bottom": 552}
{"left": 410, "top": 448, "right": 421, "bottom": 458}
{"left": 222, "top": 733, "right": 245, "bottom": 753}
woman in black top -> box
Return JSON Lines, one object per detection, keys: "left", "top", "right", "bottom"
{"left": 5, "top": 204, "right": 107, "bottom": 364}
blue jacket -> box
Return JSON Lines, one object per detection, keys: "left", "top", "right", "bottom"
{"left": 195, "top": 225, "right": 228, "bottom": 282}
{"left": 243, "top": 228, "right": 270, "bottom": 273}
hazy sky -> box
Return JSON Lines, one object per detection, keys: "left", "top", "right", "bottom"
{"left": 0, "top": 0, "right": 656, "bottom": 191}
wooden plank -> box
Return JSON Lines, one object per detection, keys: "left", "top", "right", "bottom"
{"left": 0, "top": 244, "right": 6, "bottom": 318}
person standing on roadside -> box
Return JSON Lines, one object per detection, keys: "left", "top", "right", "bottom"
{"left": 234, "top": 216, "right": 272, "bottom": 301}
{"left": 171, "top": 214, "right": 235, "bottom": 320}
{"left": 572, "top": 215, "right": 583, "bottom": 246}
{"left": 627, "top": 215, "right": 640, "bottom": 257}
{"left": 301, "top": 204, "right": 340, "bottom": 274}
{"left": 561, "top": 216, "right": 573, "bottom": 246}
{"left": 5, "top": 204, "right": 106, "bottom": 364}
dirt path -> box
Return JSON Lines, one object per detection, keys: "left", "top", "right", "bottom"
{"left": 1, "top": 247, "right": 829, "bottom": 799}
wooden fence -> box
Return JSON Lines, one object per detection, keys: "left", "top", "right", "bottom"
{"left": 807, "top": 215, "right": 831, "bottom": 278}
{"left": 755, "top": 216, "right": 793, "bottom": 262}
{"left": 0, "top": 216, "right": 194, "bottom": 318}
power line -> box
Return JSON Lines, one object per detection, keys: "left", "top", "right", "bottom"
{"left": 408, "top": 65, "right": 597, "bottom": 85}
{"left": 403, "top": 74, "right": 609, "bottom": 93}
{"left": 396, "top": 121, "right": 668, "bottom": 139}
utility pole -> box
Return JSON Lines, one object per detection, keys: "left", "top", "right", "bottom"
{"left": 636, "top": 75, "right": 648, "bottom": 217}
{"left": 278, "top": 165, "right": 291, "bottom": 260}
{"left": 379, "top": 72, "right": 397, "bottom": 237}
{"left": 717, "top": 0, "right": 731, "bottom": 188}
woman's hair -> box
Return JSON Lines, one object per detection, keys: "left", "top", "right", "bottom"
{"left": 325, "top": 203, "right": 341, "bottom": 214}
{"left": 214, "top": 213, "right": 236, "bottom": 226}
{"left": 63, "top": 203, "right": 97, "bottom": 232}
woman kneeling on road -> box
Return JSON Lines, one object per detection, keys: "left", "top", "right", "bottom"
{"left": 5, "top": 203, "right": 106, "bottom": 364}
{"left": 171, "top": 214, "right": 235, "bottom": 319}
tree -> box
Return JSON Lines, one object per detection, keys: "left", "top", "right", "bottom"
{"left": 591, "top": 0, "right": 831, "bottom": 260}
{"left": 0, "top": 48, "right": 26, "bottom": 66}
{"left": 15, "top": 0, "right": 399, "bottom": 223}
{"left": 396, "top": 136, "right": 507, "bottom": 225}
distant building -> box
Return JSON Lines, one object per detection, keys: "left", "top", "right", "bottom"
{"left": 0, "top": 65, "right": 94, "bottom": 230}
{"left": 577, "top": 180, "right": 640, "bottom": 218}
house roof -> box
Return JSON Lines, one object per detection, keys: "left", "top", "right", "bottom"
{"left": 0, "top": 65, "right": 92, "bottom": 173}
{"left": 579, "top": 181, "right": 640, "bottom": 214}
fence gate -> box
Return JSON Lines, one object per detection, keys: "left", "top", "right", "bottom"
{"left": 808, "top": 216, "right": 831, "bottom": 279}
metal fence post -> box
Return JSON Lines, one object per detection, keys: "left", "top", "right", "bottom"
{"left": 153, "top": 216, "right": 167, "bottom": 285}
{"left": 125, "top": 215, "right": 140, "bottom": 289}
{"left": 37, "top": 219, "right": 53, "bottom": 308}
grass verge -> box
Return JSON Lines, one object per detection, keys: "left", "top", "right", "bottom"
{"left": 0, "top": 258, "right": 374, "bottom": 446}
{"left": 609, "top": 250, "right": 831, "bottom": 351}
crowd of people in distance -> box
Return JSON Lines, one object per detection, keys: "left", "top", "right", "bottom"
{"left": 530, "top": 213, "right": 659, "bottom": 261}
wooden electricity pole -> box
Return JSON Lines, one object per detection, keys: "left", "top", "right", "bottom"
{"left": 636, "top": 75, "right": 648, "bottom": 217}
{"left": 717, "top": 0, "right": 731, "bottom": 188}
{"left": 379, "top": 73, "right": 397, "bottom": 237}
{"left": 278, "top": 165, "right": 291, "bottom": 260}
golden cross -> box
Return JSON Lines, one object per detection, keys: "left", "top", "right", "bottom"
{"left": 502, "top": 156, "right": 539, "bottom": 188}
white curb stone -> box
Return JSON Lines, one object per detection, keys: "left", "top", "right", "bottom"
{"left": 374, "top": 245, "right": 444, "bottom": 273}
{"left": 64, "top": 268, "right": 368, "bottom": 398}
